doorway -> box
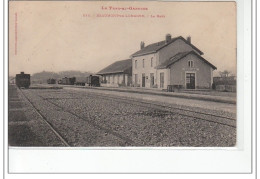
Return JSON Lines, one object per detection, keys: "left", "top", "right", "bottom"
{"left": 150, "top": 73, "right": 154, "bottom": 87}
{"left": 186, "top": 73, "right": 195, "bottom": 89}
{"left": 160, "top": 72, "right": 164, "bottom": 88}
{"left": 142, "top": 73, "right": 145, "bottom": 87}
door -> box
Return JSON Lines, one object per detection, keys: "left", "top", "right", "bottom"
{"left": 134, "top": 74, "right": 138, "bottom": 85}
{"left": 186, "top": 73, "right": 195, "bottom": 89}
{"left": 160, "top": 72, "right": 164, "bottom": 88}
{"left": 150, "top": 73, "right": 154, "bottom": 87}
{"left": 142, "top": 73, "right": 145, "bottom": 87}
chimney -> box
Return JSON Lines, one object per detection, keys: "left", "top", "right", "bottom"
{"left": 140, "top": 41, "right": 145, "bottom": 49}
{"left": 165, "top": 34, "right": 171, "bottom": 43}
{"left": 187, "top": 36, "right": 191, "bottom": 43}
{"left": 21, "top": 72, "right": 24, "bottom": 74}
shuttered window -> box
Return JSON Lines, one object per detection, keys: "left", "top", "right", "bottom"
{"left": 188, "top": 60, "right": 194, "bottom": 67}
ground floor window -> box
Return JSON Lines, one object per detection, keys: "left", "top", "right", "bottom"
{"left": 150, "top": 73, "right": 154, "bottom": 87}
{"left": 134, "top": 74, "right": 138, "bottom": 85}
{"left": 103, "top": 76, "right": 107, "bottom": 83}
{"left": 116, "top": 74, "right": 119, "bottom": 84}
{"left": 160, "top": 72, "right": 164, "bottom": 88}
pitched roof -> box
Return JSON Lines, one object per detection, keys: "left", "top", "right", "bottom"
{"left": 131, "top": 36, "right": 203, "bottom": 57}
{"left": 156, "top": 51, "right": 217, "bottom": 70}
{"left": 97, "top": 59, "right": 132, "bottom": 75}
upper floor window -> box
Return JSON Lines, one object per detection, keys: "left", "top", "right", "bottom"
{"left": 143, "top": 59, "right": 145, "bottom": 68}
{"left": 188, "top": 60, "right": 194, "bottom": 68}
{"left": 135, "top": 60, "right": 137, "bottom": 69}
{"left": 151, "top": 57, "right": 153, "bottom": 67}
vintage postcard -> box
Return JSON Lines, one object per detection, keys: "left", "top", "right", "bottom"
{"left": 8, "top": 1, "right": 237, "bottom": 148}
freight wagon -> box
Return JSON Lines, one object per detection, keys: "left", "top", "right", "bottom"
{"left": 86, "top": 75, "right": 100, "bottom": 87}
{"left": 15, "top": 72, "right": 30, "bottom": 88}
{"left": 75, "top": 77, "right": 86, "bottom": 86}
{"left": 59, "top": 77, "right": 76, "bottom": 85}
{"left": 47, "top": 78, "right": 56, "bottom": 84}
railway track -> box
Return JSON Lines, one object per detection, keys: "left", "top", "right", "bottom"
{"left": 64, "top": 90, "right": 236, "bottom": 128}
{"left": 18, "top": 88, "right": 71, "bottom": 147}
{"left": 18, "top": 87, "right": 236, "bottom": 147}
{"left": 21, "top": 89, "right": 139, "bottom": 146}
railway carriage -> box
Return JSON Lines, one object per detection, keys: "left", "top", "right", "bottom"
{"left": 15, "top": 72, "right": 31, "bottom": 88}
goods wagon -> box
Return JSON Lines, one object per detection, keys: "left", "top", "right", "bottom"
{"left": 15, "top": 72, "right": 30, "bottom": 88}
{"left": 75, "top": 77, "right": 86, "bottom": 86}
{"left": 59, "top": 77, "right": 76, "bottom": 85}
{"left": 86, "top": 75, "right": 100, "bottom": 87}
{"left": 47, "top": 78, "right": 56, "bottom": 84}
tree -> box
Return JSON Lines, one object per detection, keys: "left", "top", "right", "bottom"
{"left": 219, "top": 70, "right": 231, "bottom": 77}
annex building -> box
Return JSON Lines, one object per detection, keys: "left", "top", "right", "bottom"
{"left": 97, "top": 59, "right": 132, "bottom": 87}
{"left": 131, "top": 34, "right": 217, "bottom": 89}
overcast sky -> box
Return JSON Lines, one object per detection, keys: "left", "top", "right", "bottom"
{"left": 9, "top": 1, "right": 236, "bottom": 76}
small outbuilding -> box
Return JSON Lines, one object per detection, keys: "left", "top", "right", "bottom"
{"left": 97, "top": 59, "right": 132, "bottom": 87}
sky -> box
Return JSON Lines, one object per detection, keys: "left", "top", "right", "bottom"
{"left": 9, "top": 1, "right": 236, "bottom": 76}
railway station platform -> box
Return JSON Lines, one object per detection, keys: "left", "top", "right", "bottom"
{"left": 68, "top": 85, "right": 236, "bottom": 104}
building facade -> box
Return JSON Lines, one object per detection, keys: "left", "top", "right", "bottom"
{"left": 97, "top": 59, "right": 132, "bottom": 87}
{"left": 131, "top": 34, "right": 217, "bottom": 89}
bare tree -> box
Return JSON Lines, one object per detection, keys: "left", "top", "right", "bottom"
{"left": 219, "top": 70, "right": 231, "bottom": 77}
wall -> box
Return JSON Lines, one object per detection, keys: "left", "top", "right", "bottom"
{"left": 156, "top": 68, "right": 170, "bottom": 89}
{"left": 101, "top": 73, "right": 128, "bottom": 87}
{"left": 158, "top": 39, "right": 201, "bottom": 64}
{"left": 169, "top": 54, "right": 213, "bottom": 89}
{"left": 132, "top": 53, "right": 159, "bottom": 87}
{"left": 132, "top": 39, "right": 202, "bottom": 89}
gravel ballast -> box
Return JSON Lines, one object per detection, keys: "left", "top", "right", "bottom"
{"left": 19, "top": 88, "right": 236, "bottom": 147}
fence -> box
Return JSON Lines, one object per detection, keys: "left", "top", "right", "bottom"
{"left": 216, "top": 85, "right": 236, "bottom": 92}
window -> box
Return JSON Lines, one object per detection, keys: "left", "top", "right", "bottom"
{"left": 142, "top": 73, "right": 145, "bottom": 87}
{"left": 188, "top": 60, "right": 194, "bottom": 68}
{"left": 135, "top": 74, "right": 138, "bottom": 84}
{"left": 116, "top": 75, "right": 119, "bottom": 84}
{"left": 150, "top": 73, "right": 154, "bottom": 87}
{"left": 135, "top": 60, "right": 137, "bottom": 69}
{"left": 160, "top": 72, "right": 164, "bottom": 88}
{"left": 143, "top": 59, "right": 145, "bottom": 68}
{"left": 151, "top": 57, "right": 153, "bottom": 67}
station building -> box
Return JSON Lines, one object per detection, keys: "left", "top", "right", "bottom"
{"left": 97, "top": 59, "right": 132, "bottom": 87}
{"left": 131, "top": 34, "right": 217, "bottom": 89}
